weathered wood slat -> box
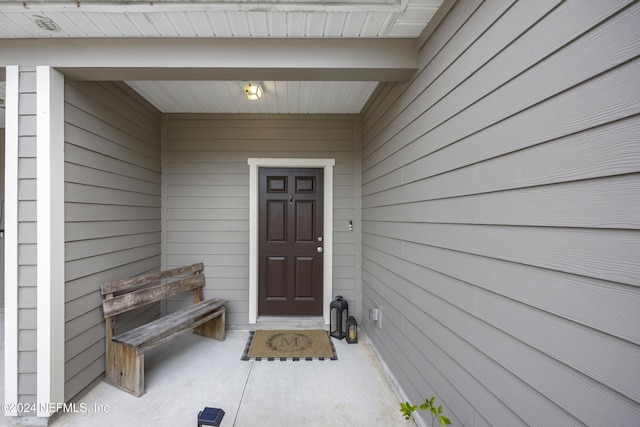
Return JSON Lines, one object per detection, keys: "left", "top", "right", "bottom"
{"left": 139, "top": 306, "right": 225, "bottom": 353}
{"left": 112, "top": 298, "right": 226, "bottom": 348}
{"left": 102, "top": 275, "right": 204, "bottom": 318}
{"left": 106, "top": 340, "right": 143, "bottom": 397}
{"left": 101, "top": 262, "right": 204, "bottom": 294}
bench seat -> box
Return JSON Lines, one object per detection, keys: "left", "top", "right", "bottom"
{"left": 113, "top": 298, "right": 226, "bottom": 351}
{"left": 101, "top": 263, "right": 226, "bottom": 396}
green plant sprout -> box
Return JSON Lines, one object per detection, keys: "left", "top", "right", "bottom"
{"left": 401, "top": 396, "right": 451, "bottom": 427}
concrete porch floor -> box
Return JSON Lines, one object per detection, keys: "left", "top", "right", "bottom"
{"left": 3, "top": 324, "right": 409, "bottom": 426}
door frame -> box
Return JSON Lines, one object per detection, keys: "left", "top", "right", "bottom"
{"left": 248, "top": 158, "right": 335, "bottom": 324}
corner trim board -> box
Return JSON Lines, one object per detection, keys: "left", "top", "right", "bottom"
{"left": 4, "top": 65, "right": 20, "bottom": 417}
{"left": 36, "top": 66, "right": 65, "bottom": 417}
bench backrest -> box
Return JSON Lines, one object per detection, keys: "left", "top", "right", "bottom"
{"left": 102, "top": 263, "right": 205, "bottom": 319}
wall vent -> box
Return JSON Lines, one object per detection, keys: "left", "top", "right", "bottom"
{"left": 33, "top": 15, "right": 61, "bottom": 32}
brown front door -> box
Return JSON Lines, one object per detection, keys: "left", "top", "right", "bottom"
{"left": 259, "top": 168, "right": 324, "bottom": 316}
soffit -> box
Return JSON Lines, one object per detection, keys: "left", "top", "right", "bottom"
{"left": 0, "top": 0, "right": 446, "bottom": 114}
{"left": 0, "top": 0, "right": 442, "bottom": 38}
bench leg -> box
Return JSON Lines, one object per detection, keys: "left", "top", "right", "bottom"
{"left": 194, "top": 309, "right": 226, "bottom": 340}
{"left": 106, "top": 341, "right": 145, "bottom": 397}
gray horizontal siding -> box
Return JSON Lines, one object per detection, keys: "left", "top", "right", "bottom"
{"left": 360, "top": 1, "right": 640, "bottom": 427}
{"left": 163, "top": 114, "right": 359, "bottom": 325}
{"left": 16, "top": 67, "right": 37, "bottom": 408}
{"left": 64, "top": 81, "right": 161, "bottom": 401}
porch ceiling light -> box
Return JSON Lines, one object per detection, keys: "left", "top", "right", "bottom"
{"left": 243, "top": 83, "right": 263, "bottom": 100}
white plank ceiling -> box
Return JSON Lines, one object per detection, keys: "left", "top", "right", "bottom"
{"left": 127, "top": 80, "right": 378, "bottom": 114}
{"left": 0, "top": 0, "right": 445, "bottom": 114}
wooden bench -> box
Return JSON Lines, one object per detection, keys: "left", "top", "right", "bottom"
{"left": 101, "top": 263, "right": 226, "bottom": 397}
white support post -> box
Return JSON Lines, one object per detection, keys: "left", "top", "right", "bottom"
{"left": 36, "top": 66, "right": 65, "bottom": 417}
{"left": 4, "top": 66, "right": 20, "bottom": 417}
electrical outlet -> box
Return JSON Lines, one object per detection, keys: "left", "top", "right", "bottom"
{"left": 369, "top": 303, "right": 382, "bottom": 329}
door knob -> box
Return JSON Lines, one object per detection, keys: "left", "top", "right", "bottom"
{"left": 317, "top": 247, "right": 323, "bottom": 253}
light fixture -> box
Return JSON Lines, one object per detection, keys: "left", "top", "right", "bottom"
{"left": 243, "top": 83, "right": 263, "bottom": 100}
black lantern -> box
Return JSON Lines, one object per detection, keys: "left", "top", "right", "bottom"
{"left": 346, "top": 316, "right": 358, "bottom": 344}
{"left": 330, "top": 295, "right": 348, "bottom": 340}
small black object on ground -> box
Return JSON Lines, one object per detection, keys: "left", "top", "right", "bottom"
{"left": 198, "top": 407, "right": 225, "bottom": 427}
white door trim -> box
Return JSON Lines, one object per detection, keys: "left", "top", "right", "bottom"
{"left": 248, "top": 158, "right": 335, "bottom": 324}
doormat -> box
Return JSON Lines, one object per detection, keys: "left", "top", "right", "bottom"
{"left": 241, "top": 330, "right": 337, "bottom": 361}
